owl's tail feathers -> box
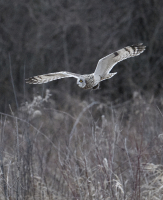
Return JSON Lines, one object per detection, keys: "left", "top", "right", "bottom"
{"left": 101, "top": 72, "right": 117, "bottom": 81}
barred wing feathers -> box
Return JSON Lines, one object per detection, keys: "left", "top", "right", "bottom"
{"left": 26, "top": 71, "right": 80, "bottom": 84}
{"left": 94, "top": 43, "right": 146, "bottom": 78}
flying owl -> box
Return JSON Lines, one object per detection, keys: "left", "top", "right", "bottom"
{"left": 26, "top": 43, "right": 146, "bottom": 89}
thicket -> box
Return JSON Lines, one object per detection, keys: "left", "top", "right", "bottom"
{"left": 0, "top": 0, "right": 163, "bottom": 111}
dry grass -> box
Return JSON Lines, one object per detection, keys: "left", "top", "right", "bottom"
{"left": 0, "top": 90, "right": 163, "bottom": 199}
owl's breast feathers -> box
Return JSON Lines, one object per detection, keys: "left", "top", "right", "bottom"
{"left": 82, "top": 74, "right": 97, "bottom": 89}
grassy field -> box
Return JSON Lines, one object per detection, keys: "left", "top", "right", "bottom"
{"left": 0, "top": 90, "right": 163, "bottom": 200}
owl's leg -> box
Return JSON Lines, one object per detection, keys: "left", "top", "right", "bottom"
{"left": 93, "top": 83, "right": 100, "bottom": 90}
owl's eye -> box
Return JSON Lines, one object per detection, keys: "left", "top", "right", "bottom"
{"left": 79, "top": 80, "right": 83, "bottom": 83}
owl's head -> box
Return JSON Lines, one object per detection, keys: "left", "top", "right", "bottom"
{"left": 77, "top": 78, "right": 86, "bottom": 88}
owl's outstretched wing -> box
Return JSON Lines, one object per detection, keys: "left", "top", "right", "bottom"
{"left": 94, "top": 43, "right": 146, "bottom": 78}
{"left": 26, "top": 71, "right": 80, "bottom": 84}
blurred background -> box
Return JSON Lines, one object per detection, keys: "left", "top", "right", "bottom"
{"left": 0, "top": 0, "right": 163, "bottom": 112}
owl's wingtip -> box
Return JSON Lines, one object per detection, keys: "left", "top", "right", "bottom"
{"left": 132, "top": 43, "right": 146, "bottom": 49}
{"left": 130, "top": 43, "right": 146, "bottom": 55}
{"left": 25, "top": 77, "right": 38, "bottom": 84}
{"left": 25, "top": 78, "right": 30, "bottom": 84}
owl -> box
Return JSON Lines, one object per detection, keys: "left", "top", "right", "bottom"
{"left": 26, "top": 43, "right": 146, "bottom": 89}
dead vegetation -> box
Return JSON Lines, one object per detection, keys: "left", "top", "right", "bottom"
{"left": 0, "top": 91, "right": 163, "bottom": 199}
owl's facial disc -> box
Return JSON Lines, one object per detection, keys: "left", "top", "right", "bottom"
{"left": 77, "top": 78, "right": 86, "bottom": 88}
